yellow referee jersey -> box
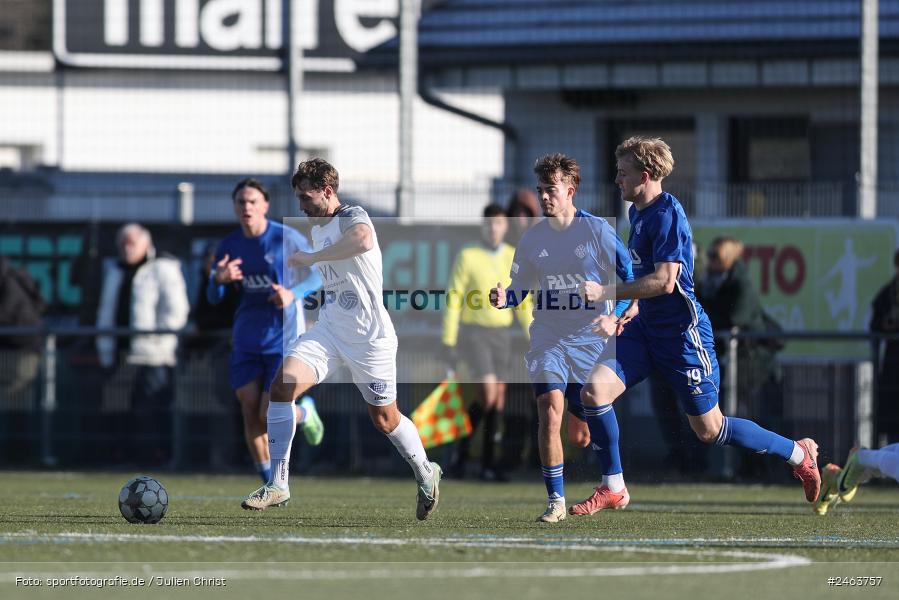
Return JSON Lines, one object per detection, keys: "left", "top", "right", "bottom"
{"left": 442, "top": 242, "right": 533, "bottom": 347}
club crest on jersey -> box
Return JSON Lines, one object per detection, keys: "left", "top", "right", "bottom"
{"left": 322, "top": 238, "right": 333, "bottom": 249}
{"left": 635, "top": 221, "right": 643, "bottom": 235}
{"left": 574, "top": 244, "right": 587, "bottom": 259}
{"left": 338, "top": 290, "right": 359, "bottom": 310}
{"left": 369, "top": 379, "right": 387, "bottom": 394}
{"left": 264, "top": 252, "right": 275, "bottom": 264}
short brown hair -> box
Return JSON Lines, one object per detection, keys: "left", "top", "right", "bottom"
{"left": 709, "top": 236, "right": 744, "bottom": 271}
{"left": 615, "top": 136, "right": 674, "bottom": 181}
{"left": 534, "top": 153, "right": 581, "bottom": 191}
{"left": 232, "top": 178, "right": 269, "bottom": 202}
{"left": 291, "top": 158, "right": 340, "bottom": 192}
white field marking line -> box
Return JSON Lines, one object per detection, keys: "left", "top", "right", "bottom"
{"left": 1, "top": 532, "right": 896, "bottom": 548}
{"left": 0, "top": 533, "right": 810, "bottom": 578}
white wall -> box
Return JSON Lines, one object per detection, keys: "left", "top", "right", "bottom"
{"left": 0, "top": 67, "right": 505, "bottom": 191}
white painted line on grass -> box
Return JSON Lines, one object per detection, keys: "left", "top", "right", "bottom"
{"left": 0, "top": 533, "right": 812, "bottom": 578}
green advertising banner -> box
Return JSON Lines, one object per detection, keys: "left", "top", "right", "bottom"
{"left": 690, "top": 219, "right": 899, "bottom": 360}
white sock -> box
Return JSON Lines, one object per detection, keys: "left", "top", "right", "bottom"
{"left": 858, "top": 449, "right": 899, "bottom": 483}
{"left": 787, "top": 442, "right": 804, "bottom": 466}
{"left": 268, "top": 401, "right": 297, "bottom": 489}
{"left": 386, "top": 414, "right": 434, "bottom": 484}
{"left": 602, "top": 473, "right": 625, "bottom": 493}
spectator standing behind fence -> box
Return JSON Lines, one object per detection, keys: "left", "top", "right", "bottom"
{"left": 442, "top": 204, "right": 533, "bottom": 481}
{"left": 501, "top": 189, "right": 540, "bottom": 471}
{"left": 697, "top": 236, "right": 784, "bottom": 478}
{"left": 96, "top": 224, "right": 189, "bottom": 467}
{"left": 0, "top": 256, "right": 44, "bottom": 390}
{"left": 649, "top": 241, "right": 708, "bottom": 476}
{"left": 506, "top": 189, "right": 540, "bottom": 246}
{"left": 207, "top": 178, "right": 324, "bottom": 485}
{"left": 189, "top": 242, "right": 240, "bottom": 469}
{"left": 870, "top": 248, "right": 899, "bottom": 445}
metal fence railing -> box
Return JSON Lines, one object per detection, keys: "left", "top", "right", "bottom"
{"left": 0, "top": 326, "right": 895, "bottom": 482}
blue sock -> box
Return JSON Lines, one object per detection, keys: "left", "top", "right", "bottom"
{"left": 714, "top": 416, "right": 793, "bottom": 461}
{"left": 583, "top": 404, "right": 623, "bottom": 476}
{"left": 542, "top": 463, "right": 564, "bottom": 500}
{"left": 256, "top": 460, "right": 272, "bottom": 484}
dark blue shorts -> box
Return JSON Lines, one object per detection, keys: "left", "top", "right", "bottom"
{"left": 526, "top": 340, "right": 604, "bottom": 421}
{"left": 229, "top": 350, "right": 282, "bottom": 392}
{"left": 599, "top": 315, "right": 720, "bottom": 416}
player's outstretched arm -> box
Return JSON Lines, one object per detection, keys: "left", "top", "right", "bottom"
{"left": 289, "top": 223, "right": 374, "bottom": 268}
{"left": 613, "top": 262, "right": 680, "bottom": 301}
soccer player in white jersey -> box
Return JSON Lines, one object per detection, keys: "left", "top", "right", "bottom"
{"left": 241, "top": 158, "right": 442, "bottom": 520}
{"left": 815, "top": 444, "right": 899, "bottom": 515}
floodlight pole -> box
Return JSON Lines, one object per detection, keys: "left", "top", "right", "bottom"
{"left": 286, "top": 0, "right": 304, "bottom": 178}
{"left": 857, "top": 0, "right": 878, "bottom": 449}
{"left": 398, "top": 0, "right": 418, "bottom": 220}
{"left": 859, "top": 0, "right": 878, "bottom": 219}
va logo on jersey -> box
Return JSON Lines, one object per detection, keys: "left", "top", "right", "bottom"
{"left": 574, "top": 244, "right": 588, "bottom": 259}
{"left": 338, "top": 290, "right": 359, "bottom": 310}
{"left": 319, "top": 264, "right": 340, "bottom": 281}
{"left": 629, "top": 248, "right": 643, "bottom": 265}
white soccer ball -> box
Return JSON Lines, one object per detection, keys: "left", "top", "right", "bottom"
{"left": 118, "top": 476, "right": 168, "bottom": 524}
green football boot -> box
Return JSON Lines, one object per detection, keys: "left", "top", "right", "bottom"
{"left": 297, "top": 396, "right": 324, "bottom": 446}
{"left": 416, "top": 462, "right": 442, "bottom": 521}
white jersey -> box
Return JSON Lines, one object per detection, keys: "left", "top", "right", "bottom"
{"left": 311, "top": 205, "right": 396, "bottom": 342}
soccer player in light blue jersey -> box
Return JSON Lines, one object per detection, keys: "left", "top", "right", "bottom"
{"left": 490, "top": 154, "right": 634, "bottom": 522}
{"left": 207, "top": 178, "right": 324, "bottom": 484}
{"left": 570, "top": 137, "right": 821, "bottom": 516}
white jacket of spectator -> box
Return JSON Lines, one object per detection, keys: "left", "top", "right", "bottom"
{"left": 96, "top": 247, "right": 189, "bottom": 368}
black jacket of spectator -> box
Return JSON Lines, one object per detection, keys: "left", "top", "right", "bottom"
{"left": 0, "top": 257, "right": 45, "bottom": 352}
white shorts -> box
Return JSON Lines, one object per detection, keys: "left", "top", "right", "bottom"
{"left": 285, "top": 323, "right": 398, "bottom": 406}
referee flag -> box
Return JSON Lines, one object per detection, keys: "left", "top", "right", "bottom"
{"left": 411, "top": 379, "right": 472, "bottom": 448}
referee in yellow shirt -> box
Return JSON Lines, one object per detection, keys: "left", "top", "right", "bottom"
{"left": 443, "top": 204, "right": 532, "bottom": 481}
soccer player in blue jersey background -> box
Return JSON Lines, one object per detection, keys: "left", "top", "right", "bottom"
{"left": 490, "top": 154, "right": 634, "bottom": 523}
{"left": 207, "top": 178, "right": 324, "bottom": 484}
{"left": 571, "top": 137, "right": 821, "bottom": 516}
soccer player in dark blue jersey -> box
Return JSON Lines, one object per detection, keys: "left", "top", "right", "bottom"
{"left": 570, "top": 137, "right": 821, "bottom": 516}
{"left": 207, "top": 178, "right": 324, "bottom": 484}
{"left": 490, "top": 154, "right": 634, "bottom": 522}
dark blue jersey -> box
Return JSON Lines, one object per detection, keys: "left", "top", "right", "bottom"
{"left": 627, "top": 192, "right": 704, "bottom": 329}
{"left": 207, "top": 220, "right": 320, "bottom": 354}
{"left": 507, "top": 209, "right": 633, "bottom": 348}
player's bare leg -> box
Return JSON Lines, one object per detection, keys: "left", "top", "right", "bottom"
{"left": 242, "top": 358, "right": 317, "bottom": 510}
{"left": 536, "top": 389, "right": 567, "bottom": 522}
{"left": 567, "top": 414, "right": 590, "bottom": 448}
{"left": 235, "top": 380, "right": 270, "bottom": 482}
{"left": 370, "top": 401, "right": 442, "bottom": 520}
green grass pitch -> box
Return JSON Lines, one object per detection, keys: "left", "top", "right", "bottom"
{"left": 1, "top": 471, "right": 897, "bottom": 600}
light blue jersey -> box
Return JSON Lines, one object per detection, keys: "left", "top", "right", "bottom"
{"left": 207, "top": 221, "right": 321, "bottom": 355}
{"left": 507, "top": 209, "right": 633, "bottom": 351}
